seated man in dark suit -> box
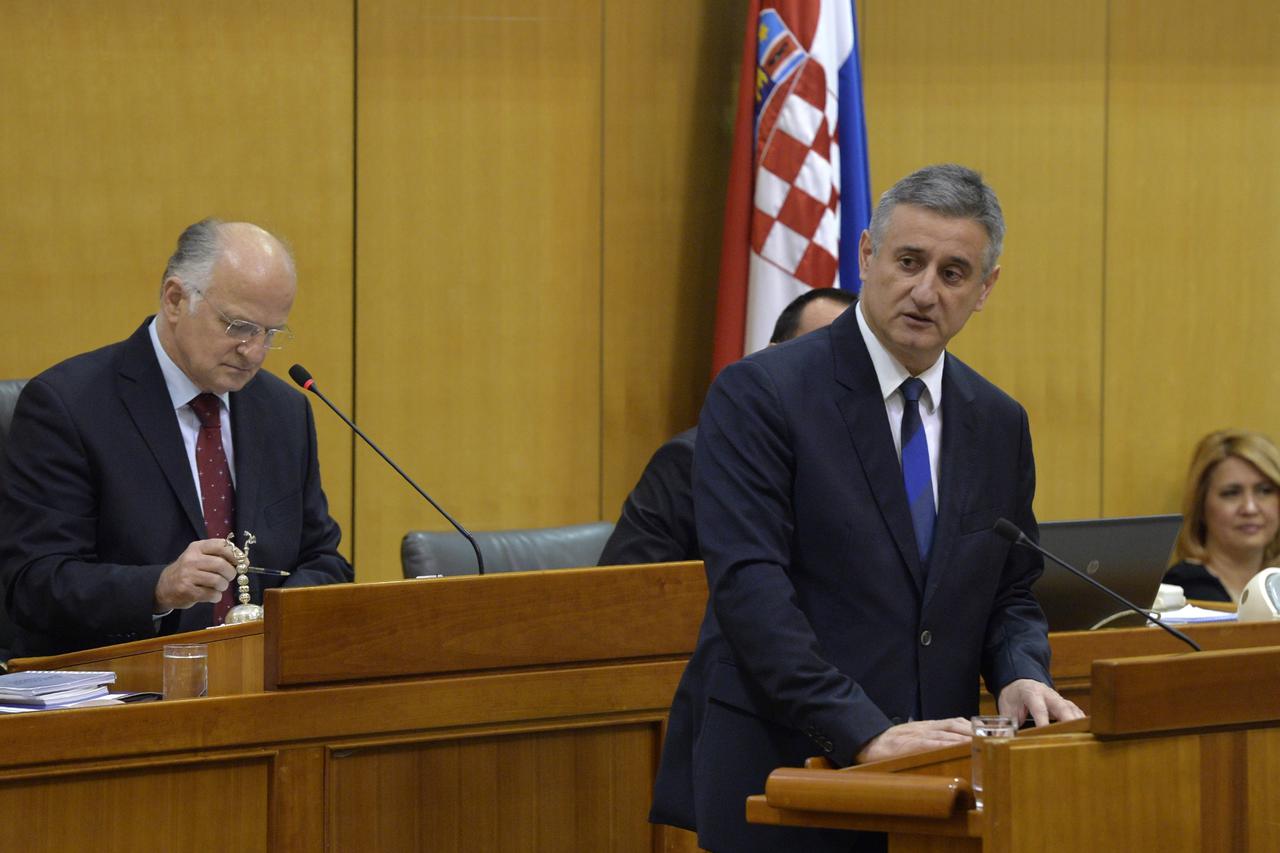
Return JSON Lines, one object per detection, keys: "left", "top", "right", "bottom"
{"left": 0, "top": 218, "right": 354, "bottom": 657}
{"left": 598, "top": 287, "right": 855, "bottom": 566}
{"left": 650, "top": 165, "right": 1083, "bottom": 852}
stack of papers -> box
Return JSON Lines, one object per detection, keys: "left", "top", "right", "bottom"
{"left": 1154, "top": 604, "right": 1238, "bottom": 624}
{"left": 0, "top": 670, "right": 119, "bottom": 713}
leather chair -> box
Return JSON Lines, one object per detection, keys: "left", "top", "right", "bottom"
{"left": 0, "top": 379, "right": 28, "bottom": 480}
{"left": 0, "top": 379, "right": 27, "bottom": 664}
{"left": 401, "top": 520, "right": 615, "bottom": 578}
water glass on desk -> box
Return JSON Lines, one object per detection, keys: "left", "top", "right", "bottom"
{"left": 970, "top": 714, "right": 1016, "bottom": 808}
{"left": 162, "top": 643, "right": 208, "bottom": 700}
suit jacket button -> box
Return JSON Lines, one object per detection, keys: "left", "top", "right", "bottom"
{"left": 920, "top": 630, "right": 932, "bottom": 646}
{"left": 890, "top": 716, "right": 904, "bottom": 725}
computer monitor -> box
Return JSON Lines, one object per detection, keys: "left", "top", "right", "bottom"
{"left": 1031, "top": 514, "right": 1183, "bottom": 632}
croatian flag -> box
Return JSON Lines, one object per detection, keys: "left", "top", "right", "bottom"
{"left": 711, "top": 0, "right": 871, "bottom": 375}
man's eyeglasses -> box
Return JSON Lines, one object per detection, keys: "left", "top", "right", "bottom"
{"left": 192, "top": 287, "right": 294, "bottom": 351}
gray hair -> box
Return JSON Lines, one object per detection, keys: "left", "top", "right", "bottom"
{"left": 868, "top": 164, "right": 1005, "bottom": 277}
{"left": 161, "top": 218, "right": 223, "bottom": 311}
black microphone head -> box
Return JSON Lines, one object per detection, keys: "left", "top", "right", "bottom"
{"left": 288, "top": 364, "right": 313, "bottom": 389}
{"left": 993, "top": 518, "right": 1024, "bottom": 544}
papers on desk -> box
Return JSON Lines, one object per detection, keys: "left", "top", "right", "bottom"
{"left": 1154, "top": 604, "right": 1238, "bottom": 624}
{"left": 0, "top": 670, "right": 119, "bottom": 712}
{"left": 0, "top": 686, "right": 122, "bottom": 706}
{"left": 0, "top": 670, "right": 116, "bottom": 696}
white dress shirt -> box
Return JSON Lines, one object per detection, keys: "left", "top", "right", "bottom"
{"left": 147, "top": 317, "right": 236, "bottom": 515}
{"left": 853, "top": 302, "right": 942, "bottom": 509}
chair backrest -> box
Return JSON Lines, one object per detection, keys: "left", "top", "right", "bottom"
{"left": 0, "top": 379, "right": 27, "bottom": 664}
{"left": 401, "top": 521, "right": 616, "bottom": 578}
{"left": 0, "top": 379, "right": 28, "bottom": 480}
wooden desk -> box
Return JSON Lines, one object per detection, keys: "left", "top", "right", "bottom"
{"left": 0, "top": 656, "right": 688, "bottom": 851}
{"left": 997, "top": 618, "right": 1280, "bottom": 714}
{"left": 6, "top": 567, "right": 1279, "bottom": 852}
{"left": 1, "top": 563, "right": 706, "bottom": 852}
{"left": 750, "top": 648, "right": 1280, "bottom": 852}
{"left": 10, "top": 620, "right": 264, "bottom": 695}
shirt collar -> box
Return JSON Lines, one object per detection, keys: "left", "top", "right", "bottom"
{"left": 854, "top": 301, "right": 945, "bottom": 414}
{"left": 148, "top": 316, "right": 231, "bottom": 412}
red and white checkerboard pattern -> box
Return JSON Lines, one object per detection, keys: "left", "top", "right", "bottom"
{"left": 751, "top": 59, "right": 841, "bottom": 290}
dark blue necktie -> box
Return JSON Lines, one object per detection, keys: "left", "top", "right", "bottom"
{"left": 899, "top": 378, "right": 935, "bottom": 562}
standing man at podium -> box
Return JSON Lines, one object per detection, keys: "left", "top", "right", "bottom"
{"left": 650, "top": 165, "right": 1082, "bottom": 852}
{"left": 0, "top": 219, "right": 353, "bottom": 657}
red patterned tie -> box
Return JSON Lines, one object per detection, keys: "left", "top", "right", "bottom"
{"left": 189, "top": 393, "right": 236, "bottom": 624}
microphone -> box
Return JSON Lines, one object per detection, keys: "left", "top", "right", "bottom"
{"left": 1239, "top": 568, "right": 1280, "bottom": 621}
{"left": 994, "top": 518, "right": 1199, "bottom": 652}
{"left": 289, "top": 364, "right": 485, "bottom": 575}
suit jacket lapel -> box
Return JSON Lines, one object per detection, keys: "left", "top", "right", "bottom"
{"left": 229, "top": 378, "right": 265, "bottom": 555}
{"left": 923, "top": 356, "right": 978, "bottom": 607}
{"left": 115, "top": 320, "right": 205, "bottom": 538}
{"left": 228, "top": 379, "right": 269, "bottom": 605}
{"left": 831, "top": 316, "right": 925, "bottom": 591}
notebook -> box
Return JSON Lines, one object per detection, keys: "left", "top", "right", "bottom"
{"left": 1030, "top": 514, "right": 1183, "bottom": 632}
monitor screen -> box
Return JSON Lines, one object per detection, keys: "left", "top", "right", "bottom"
{"left": 1031, "top": 515, "right": 1182, "bottom": 632}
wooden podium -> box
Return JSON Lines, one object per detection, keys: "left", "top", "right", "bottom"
{"left": 0, "top": 563, "right": 707, "bottom": 852}
{"left": 5, "top": 568, "right": 1280, "bottom": 852}
{"left": 748, "top": 643, "right": 1280, "bottom": 853}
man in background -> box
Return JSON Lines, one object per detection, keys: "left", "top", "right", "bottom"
{"left": 0, "top": 218, "right": 353, "bottom": 657}
{"left": 598, "top": 287, "right": 856, "bottom": 566}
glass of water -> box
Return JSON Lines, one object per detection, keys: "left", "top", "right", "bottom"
{"left": 970, "top": 714, "right": 1016, "bottom": 808}
{"left": 162, "top": 643, "right": 208, "bottom": 700}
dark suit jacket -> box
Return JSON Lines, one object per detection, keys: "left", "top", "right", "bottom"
{"left": 598, "top": 427, "right": 700, "bottom": 566}
{"left": 650, "top": 308, "right": 1052, "bottom": 852}
{"left": 1163, "top": 560, "right": 1230, "bottom": 602}
{"left": 0, "top": 319, "right": 353, "bottom": 656}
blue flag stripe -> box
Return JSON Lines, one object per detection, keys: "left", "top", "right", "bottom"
{"left": 836, "top": 3, "right": 872, "bottom": 294}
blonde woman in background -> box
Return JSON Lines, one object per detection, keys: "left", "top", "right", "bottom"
{"left": 1164, "top": 429, "right": 1280, "bottom": 603}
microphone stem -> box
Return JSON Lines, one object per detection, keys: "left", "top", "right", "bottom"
{"left": 307, "top": 384, "right": 486, "bottom": 575}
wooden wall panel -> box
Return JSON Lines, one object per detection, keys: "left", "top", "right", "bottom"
{"left": 328, "top": 723, "right": 659, "bottom": 852}
{"left": 1246, "top": 728, "right": 1280, "bottom": 851}
{"left": 355, "top": 0, "right": 603, "bottom": 582}
{"left": 991, "top": 735, "right": 1204, "bottom": 852}
{"left": 599, "top": 1, "right": 744, "bottom": 517}
{"left": 12, "top": 0, "right": 1280, "bottom": 584}
{"left": 0, "top": 0, "right": 356, "bottom": 551}
{"left": 1102, "top": 0, "right": 1280, "bottom": 516}
{"left": 0, "top": 758, "right": 271, "bottom": 851}
{"left": 860, "top": 0, "right": 1108, "bottom": 522}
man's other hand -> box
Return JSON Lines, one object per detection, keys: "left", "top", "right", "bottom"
{"left": 855, "top": 718, "right": 971, "bottom": 764}
{"left": 998, "top": 678, "right": 1085, "bottom": 728}
{"left": 154, "top": 539, "right": 238, "bottom": 611}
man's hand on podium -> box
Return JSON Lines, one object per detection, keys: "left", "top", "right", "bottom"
{"left": 855, "top": 717, "right": 972, "bottom": 764}
{"left": 998, "top": 678, "right": 1084, "bottom": 728}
